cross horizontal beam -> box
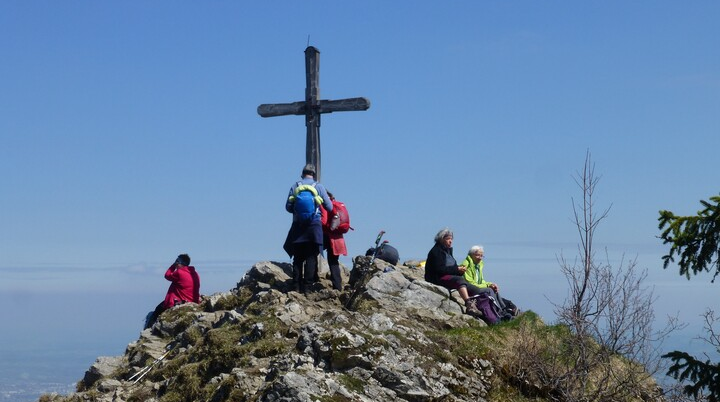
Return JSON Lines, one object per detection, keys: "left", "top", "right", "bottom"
{"left": 257, "top": 97, "right": 370, "bottom": 118}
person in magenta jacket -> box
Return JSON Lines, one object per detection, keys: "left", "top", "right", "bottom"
{"left": 144, "top": 254, "right": 201, "bottom": 329}
{"left": 162, "top": 254, "right": 200, "bottom": 309}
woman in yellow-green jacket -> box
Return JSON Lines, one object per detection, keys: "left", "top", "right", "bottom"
{"left": 460, "top": 245, "right": 508, "bottom": 310}
{"left": 461, "top": 245, "right": 495, "bottom": 291}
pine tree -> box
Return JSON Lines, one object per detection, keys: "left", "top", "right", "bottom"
{"left": 659, "top": 195, "right": 720, "bottom": 282}
{"left": 658, "top": 194, "right": 720, "bottom": 401}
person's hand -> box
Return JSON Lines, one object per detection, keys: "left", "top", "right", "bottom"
{"left": 458, "top": 265, "right": 467, "bottom": 274}
{"left": 490, "top": 283, "right": 499, "bottom": 293}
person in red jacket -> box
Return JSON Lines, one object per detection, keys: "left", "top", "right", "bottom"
{"left": 144, "top": 254, "right": 201, "bottom": 329}
{"left": 321, "top": 191, "right": 349, "bottom": 291}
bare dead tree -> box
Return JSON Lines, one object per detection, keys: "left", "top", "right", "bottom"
{"left": 698, "top": 310, "right": 720, "bottom": 355}
{"left": 550, "top": 151, "right": 681, "bottom": 401}
{"left": 569, "top": 154, "right": 610, "bottom": 328}
{"left": 498, "top": 152, "right": 684, "bottom": 401}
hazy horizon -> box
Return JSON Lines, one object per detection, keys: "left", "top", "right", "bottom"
{"left": 2, "top": 252, "right": 717, "bottom": 401}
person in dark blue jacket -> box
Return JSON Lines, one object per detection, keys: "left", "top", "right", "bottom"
{"left": 283, "top": 164, "right": 332, "bottom": 293}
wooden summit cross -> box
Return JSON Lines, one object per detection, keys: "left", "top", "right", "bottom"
{"left": 257, "top": 46, "right": 370, "bottom": 182}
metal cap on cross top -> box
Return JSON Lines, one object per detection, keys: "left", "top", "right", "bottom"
{"left": 257, "top": 46, "right": 370, "bottom": 182}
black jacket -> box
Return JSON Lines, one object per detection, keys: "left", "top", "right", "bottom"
{"left": 424, "top": 242, "right": 461, "bottom": 284}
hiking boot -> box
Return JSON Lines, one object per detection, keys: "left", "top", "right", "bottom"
{"left": 464, "top": 299, "right": 484, "bottom": 318}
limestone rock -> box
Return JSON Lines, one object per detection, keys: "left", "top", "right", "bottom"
{"left": 82, "top": 356, "right": 123, "bottom": 387}
{"left": 47, "top": 258, "right": 505, "bottom": 402}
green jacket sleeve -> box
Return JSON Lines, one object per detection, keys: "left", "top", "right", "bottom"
{"left": 462, "top": 255, "right": 478, "bottom": 285}
{"left": 462, "top": 255, "right": 492, "bottom": 288}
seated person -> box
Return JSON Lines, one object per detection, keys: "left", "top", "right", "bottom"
{"left": 144, "top": 254, "right": 201, "bottom": 329}
{"left": 424, "top": 228, "right": 483, "bottom": 317}
{"left": 460, "top": 245, "right": 514, "bottom": 315}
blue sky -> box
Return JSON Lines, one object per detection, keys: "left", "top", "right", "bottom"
{"left": 2, "top": 2, "right": 718, "bottom": 271}
{"left": 0, "top": 2, "right": 718, "bottom": 397}
{"left": 1, "top": 1, "right": 718, "bottom": 303}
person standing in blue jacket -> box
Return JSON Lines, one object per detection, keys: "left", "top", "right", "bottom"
{"left": 283, "top": 164, "right": 333, "bottom": 293}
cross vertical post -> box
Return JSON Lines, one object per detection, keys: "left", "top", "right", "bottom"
{"left": 304, "top": 47, "right": 321, "bottom": 179}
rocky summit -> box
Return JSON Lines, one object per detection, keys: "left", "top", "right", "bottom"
{"left": 38, "top": 256, "right": 662, "bottom": 402}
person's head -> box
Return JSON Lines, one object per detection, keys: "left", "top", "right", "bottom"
{"left": 176, "top": 254, "right": 191, "bottom": 266}
{"left": 468, "top": 245, "right": 484, "bottom": 263}
{"left": 434, "top": 228, "right": 454, "bottom": 248}
{"left": 327, "top": 190, "right": 335, "bottom": 201}
{"left": 301, "top": 164, "right": 316, "bottom": 179}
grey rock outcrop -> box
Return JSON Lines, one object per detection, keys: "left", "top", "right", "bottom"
{"left": 42, "top": 256, "right": 495, "bottom": 402}
{"left": 82, "top": 356, "right": 124, "bottom": 388}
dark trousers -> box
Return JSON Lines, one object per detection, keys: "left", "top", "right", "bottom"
{"left": 292, "top": 242, "right": 319, "bottom": 291}
{"left": 144, "top": 299, "right": 188, "bottom": 329}
{"left": 466, "top": 284, "right": 506, "bottom": 309}
{"left": 144, "top": 302, "right": 166, "bottom": 329}
{"left": 327, "top": 252, "right": 342, "bottom": 290}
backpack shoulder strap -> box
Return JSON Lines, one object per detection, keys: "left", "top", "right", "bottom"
{"left": 289, "top": 181, "right": 309, "bottom": 202}
{"left": 289, "top": 182, "right": 323, "bottom": 205}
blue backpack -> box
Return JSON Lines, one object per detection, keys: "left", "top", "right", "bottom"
{"left": 290, "top": 182, "right": 323, "bottom": 223}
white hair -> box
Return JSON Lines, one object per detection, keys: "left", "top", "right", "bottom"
{"left": 468, "top": 245, "right": 484, "bottom": 255}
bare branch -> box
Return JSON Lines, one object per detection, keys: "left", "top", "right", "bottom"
{"left": 545, "top": 151, "right": 679, "bottom": 401}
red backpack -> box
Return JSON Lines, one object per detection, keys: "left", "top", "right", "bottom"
{"left": 328, "top": 200, "right": 351, "bottom": 234}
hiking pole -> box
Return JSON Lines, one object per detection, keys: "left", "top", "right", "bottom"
{"left": 369, "top": 231, "right": 385, "bottom": 264}
{"left": 128, "top": 346, "right": 171, "bottom": 382}
{"left": 371, "top": 240, "right": 388, "bottom": 264}
{"left": 129, "top": 348, "right": 172, "bottom": 384}
{"left": 374, "top": 230, "right": 385, "bottom": 247}
{"left": 345, "top": 231, "right": 386, "bottom": 310}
